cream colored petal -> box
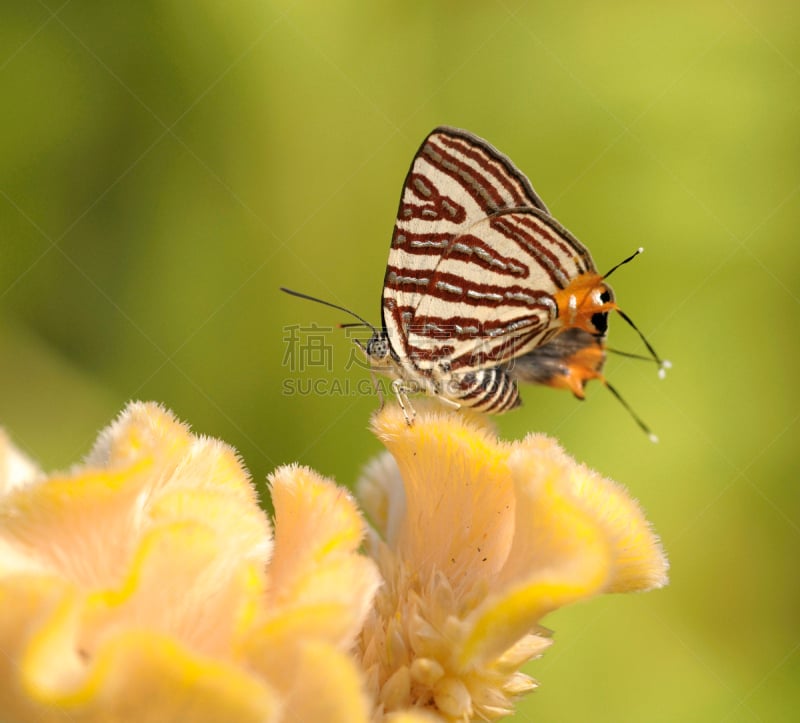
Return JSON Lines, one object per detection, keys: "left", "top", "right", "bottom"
{"left": 461, "top": 433, "right": 667, "bottom": 665}
{"left": 267, "top": 465, "right": 379, "bottom": 621}
{"left": 27, "top": 626, "right": 279, "bottom": 723}
{"left": 0, "top": 461, "right": 154, "bottom": 584}
{"left": 84, "top": 401, "right": 193, "bottom": 471}
{"left": 494, "top": 435, "right": 609, "bottom": 587}
{"left": 0, "top": 575, "right": 76, "bottom": 721}
{"left": 0, "top": 429, "right": 42, "bottom": 494}
{"left": 0, "top": 402, "right": 272, "bottom": 588}
{"left": 383, "top": 710, "right": 446, "bottom": 723}
{"left": 272, "top": 554, "right": 381, "bottom": 644}
{"left": 279, "top": 642, "right": 371, "bottom": 723}
{"left": 3, "top": 576, "right": 277, "bottom": 722}
{"left": 358, "top": 450, "right": 406, "bottom": 545}
{"left": 370, "top": 406, "right": 515, "bottom": 585}
{"left": 245, "top": 622, "right": 372, "bottom": 722}
{"left": 498, "top": 434, "right": 667, "bottom": 593}
{"left": 460, "top": 575, "right": 605, "bottom": 668}
{"left": 459, "top": 442, "right": 611, "bottom": 666}
{"left": 562, "top": 453, "right": 669, "bottom": 592}
{"left": 159, "top": 434, "right": 264, "bottom": 506}
{"left": 82, "top": 521, "right": 267, "bottom": 658}
{"left": 86, "top": 402, "right": 262, "bottom": 509}
{"left": 150, "top": 486, "right": 272, "bottom": 569}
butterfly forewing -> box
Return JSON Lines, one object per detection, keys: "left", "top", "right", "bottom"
{"left": 384, "top": 127, "right": 596, "bottom": 380}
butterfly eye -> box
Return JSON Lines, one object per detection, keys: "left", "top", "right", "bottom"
{"left": 600, "top": 288, "right": 613, "bottom": 304}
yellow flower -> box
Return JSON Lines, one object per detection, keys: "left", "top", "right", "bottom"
{"left": 0, "top": 402, "right": 380, "bottom": 723}
{"left": 357, "top": 404, "right": 668, "bottom": 722}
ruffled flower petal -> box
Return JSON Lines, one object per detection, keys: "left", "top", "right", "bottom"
{"left": 244, "top": 464, "right": 381, "bottom": 717}
{"left": 0, "top": 429, "right": 42, "bottom": 494}
{"left": 0, "top": 402, "right": 380, "bottom": 722}
{"left": 358, "top": 404, "right": 668, "bottom": 720}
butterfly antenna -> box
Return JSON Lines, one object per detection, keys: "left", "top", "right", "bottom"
{"left": 614, "top": 309, "right": 672, "bottom": 378}
{"left": 602, "top": 247, "right": 644, "bottom": 279}
{"left": 280, "top": 287, "right": 377, "bottom": 333}
{"left": 607, "top": 347, "right": 658, "bottom": 363}
{"left": 603, "top": 380, "right": 659, "bottom": 443}
{"left": 600, "top": 248, "right": 672, "bottom": 379}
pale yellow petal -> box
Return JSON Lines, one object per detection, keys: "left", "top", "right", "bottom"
{"left": 383, "top": 713, "right": 446, "bottom": 723}
{"left": 562, "top": 453, "right": 669, "bottom": 592}
{"left": 486, "top": 435, "right": 613, "bottom": 597}
{"left": 0, "top": 460, "right": 154, "bottom": 584}
{"left": 86, "top": 401, "right": 262, "bottom": 509}
{"left": 246, "top": 620, "right": 372, "bottom": 722}
{"left": 279, "top": 641, "right": 371, "bottom": 723}
{"left": 360, "top": 406, "right": 669, "bottom": 719}
{"left": 5, "top": 576, "right": 277, "bottom": 722}
{"left": 0, "top": 429, "right": 42, "bottom": 494}
{"left": 26, "top": 627, "right": 279, "bottom": 723}
{"left": 150, "top": 486, "right": 272, "bottom": 569}
{"left": 267, "top": 465, "right": 379, "bottom": 625}
{"left": 358, "top": 450, "right": 406, "bottom": 545}
{"left": 0, "top": 575, "right": 76, "bottom": 721}
{"left": 269, "top": 464, "right": 366, "bottom": 565}
{"left": 0, "top": 402, "right": 382, "bottom": 721}
{"left": 370, "top": 406, "right": 515, "bottom": 584}
{"left": 461, "top": 433, "right": 665, "bottom": 664}
{"left": 84, "top": 401, "right": 193, "bottom": 471}
{"left": 83, "top": 521, "right": 266, "bottom": 658}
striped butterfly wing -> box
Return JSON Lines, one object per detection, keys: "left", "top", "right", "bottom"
{"left": 383, "top": 127, "right": 596, "bottom": 377}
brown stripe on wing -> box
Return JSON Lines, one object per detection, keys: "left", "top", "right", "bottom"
{"left": 486, "top": 209, "right": 597, "bottom": 289}
{"left": 514, "top": 213, "right": 594, "bottom": 275}
{"left": 421, "top": 136, "right": 516, "bottom": 216}
{"left": 397, "top": 309, "right": 551, "bottom": 341}
{"left": 433, "top": 135, "right": 531, "bottom": 210}
{"left": 398, "top": 172, "right": 469, "bottom": 224}
{"left": 396, "top": 312, "right": 552, "bottom": 370}
{"left": 385, "top": 268, "right": 551, "bottom": 307}
{"left": 446, "top": 324, "right": 551, "bottom": 371}
{"left": 390, "top": 231, "right": 529, "bottom": 278}
{"left": 430, "top": 129, "right": 548, "bottom": 212}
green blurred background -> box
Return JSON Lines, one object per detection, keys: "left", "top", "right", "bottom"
{"left": 2, "top": 1, "right": 798, "bottom": 720}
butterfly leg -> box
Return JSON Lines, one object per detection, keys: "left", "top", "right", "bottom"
{"left": 391, "top": 379, "right": 417, "bottom": 425}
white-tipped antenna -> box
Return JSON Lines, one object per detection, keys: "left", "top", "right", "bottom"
{"left": 280, "top": 287, "right": 377, "bottom": 333}
{"left": 603, "top": 380, "right": 659, "bottom": 443}
{"left": 602, "top": 247, "right": 644, "bottom": 279}
{"left": 602, "top": 248, "right": 670, "bottom": 380}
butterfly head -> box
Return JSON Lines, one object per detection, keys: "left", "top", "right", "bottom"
{"left": 551, "top": 247, "right": 670, "bottom": 386}
{"left": 365, "top": 331, "right": 393, "bottom": 368}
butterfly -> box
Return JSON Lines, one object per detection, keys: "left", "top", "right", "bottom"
{"left": 282, "top": 126, "right": 666, "bottom": 423}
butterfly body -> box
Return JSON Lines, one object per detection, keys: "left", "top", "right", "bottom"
{"left": 511, "top": 328, "right": 606, "bottom": 399}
